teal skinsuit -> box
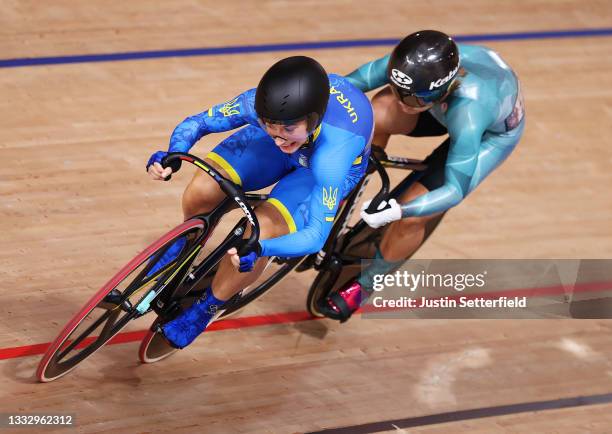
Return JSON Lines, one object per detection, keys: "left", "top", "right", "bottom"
{"left": 346, "top": 44, "right": 525, "bottom": 217}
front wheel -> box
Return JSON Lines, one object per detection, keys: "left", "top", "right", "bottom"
{"left": 37, "top": 219, "right": 205, "bottom": 382}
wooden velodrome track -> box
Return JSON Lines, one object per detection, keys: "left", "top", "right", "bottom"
{"left": 2, "top": 0, "right": 612, "bottom": 432}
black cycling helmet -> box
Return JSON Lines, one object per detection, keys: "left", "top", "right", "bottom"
{"left": 255, "top": 56, "right": 330, "bottom": 133}
{"left": 387, "top": 30, "right": 459, "bottom": 107}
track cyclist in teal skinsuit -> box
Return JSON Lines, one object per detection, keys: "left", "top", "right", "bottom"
{"left": 145, "top": 56, "right": 374, "bottom": 348}
{"left": 320, "top": 30, "right": 526, "bottom": 321}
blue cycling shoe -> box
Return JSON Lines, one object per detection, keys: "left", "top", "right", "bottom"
{"left": 160, "top": 287, "right": 225, "bottom": 349}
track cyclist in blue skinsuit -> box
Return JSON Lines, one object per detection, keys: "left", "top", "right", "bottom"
{"left": 320, "top": 30, "right": 526, "bottom": 321}
{"left": 146, "top": 56, "right": 374, "bottom": 348}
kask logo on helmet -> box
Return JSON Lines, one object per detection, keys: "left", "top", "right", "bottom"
{"left": 429, "top": 65, "right": 459, "bottom": 90}
{"left": 390, "top": 68, "right": 413, "bottom": 89}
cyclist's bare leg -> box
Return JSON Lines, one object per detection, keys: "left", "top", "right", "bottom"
{"left": 379, "top": 182, "right": 444, "bottom": 261}
{"left": 144, "top": 160, "right": 230, "bottom": 279}
{"left": 211, "top": 203, "right": 289, "bottom": 300}
{"left": 181, "top": 159, "right": 290, "bottom": 301}
{"left": 371, "top": 86, "right": 444, "bottom": 261}
{"left": 367, "top": 87, "right": 438, "bottom": 261}
{"left": 181, "top": 158, "right": 230, "bottom": 219}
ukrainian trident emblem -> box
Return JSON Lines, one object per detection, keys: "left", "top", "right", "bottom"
{"left": 219, "top": 97, "right": 240, "bottom": 117}
{"left": 322, "top": 186, "right": 338, "bottom": 210}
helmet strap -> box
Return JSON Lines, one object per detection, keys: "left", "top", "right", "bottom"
{"left": 303, "top": 123, "right": 322, "bottom": 148}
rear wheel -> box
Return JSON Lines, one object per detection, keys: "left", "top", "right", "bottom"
{"left": 138, "top": 292, "right": 200, "bottom": 363}
{"left": 306, "top": 225, "right": 383, "bottom": 317}
{"left": 221, "top": 256, "right": 304, "bottom": 318}
{"left": 306, "top": 256, "right": 343, "bottom": 317}
{"left": 138, "top": 256, "right": 304, "bottom": 363}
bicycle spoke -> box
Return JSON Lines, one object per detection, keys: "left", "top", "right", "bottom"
{"left": 56, "top": 309, "right": 114, "bottom": 360}
{"left": 98, "top": 309, "right": 122, "bottom": 342}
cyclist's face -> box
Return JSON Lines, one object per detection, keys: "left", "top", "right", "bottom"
{"left": 390, "top": 86, "right": 434, "bottom": 113}
{"left": 263, "top": 120, "right": 309, "bottom": 153}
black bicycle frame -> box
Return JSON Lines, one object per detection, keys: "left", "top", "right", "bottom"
{"left": 145, "top": 148, "right": 424, "bottom": 317}
{"left": 123, "top": 153, "right": 266, "bottom": 317}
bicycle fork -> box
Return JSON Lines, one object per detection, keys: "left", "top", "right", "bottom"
{"left": 134, "top": 245, "right": 203, "bottom": 315}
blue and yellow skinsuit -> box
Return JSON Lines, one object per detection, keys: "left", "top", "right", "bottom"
{"left": 168, "top": 74, "right": 374, "bottom": 257}
{"left": 346, "top": 44, "right": 525, "bottom": 217}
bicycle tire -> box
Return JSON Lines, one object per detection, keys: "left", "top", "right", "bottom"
{"left": 37, "top": 219, "right": 205, "bottom": 382}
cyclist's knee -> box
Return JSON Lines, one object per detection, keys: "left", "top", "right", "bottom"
{"left": 238, "top": 203, "right": 289, "bottom": 242}
{"left": 253, "top": 203, "right": 290, "bottom": 240}
{"left": 390, "top": 208, "right": 444, "bottom": 239}
{"left": 182, "top": 170, "right": 225, "bottom": 219}
{"left": 398, "top": 181, "right": 429, "bottom": 203}
{"left": 394, "top": 215, "right": 427, "bottom": 234}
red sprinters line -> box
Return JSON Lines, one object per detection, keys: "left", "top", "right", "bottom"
{"left": 0, "top": 311, "right": 317, "bottom": 361}
{"left": 1, "top": 280, "right": 610, "bottom": 361}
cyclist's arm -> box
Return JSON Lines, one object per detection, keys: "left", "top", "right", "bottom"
{"left": 345, "top": 54, "right": 391, "bottom": 93}
{"left": 259, "top": 138, "right": 363, "bottom": 257}
{"left": 168, "top": 90, "right": 254, "bottom": 153}
{"left": 400, "top": 102, "right": 492, "bottom": 217}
